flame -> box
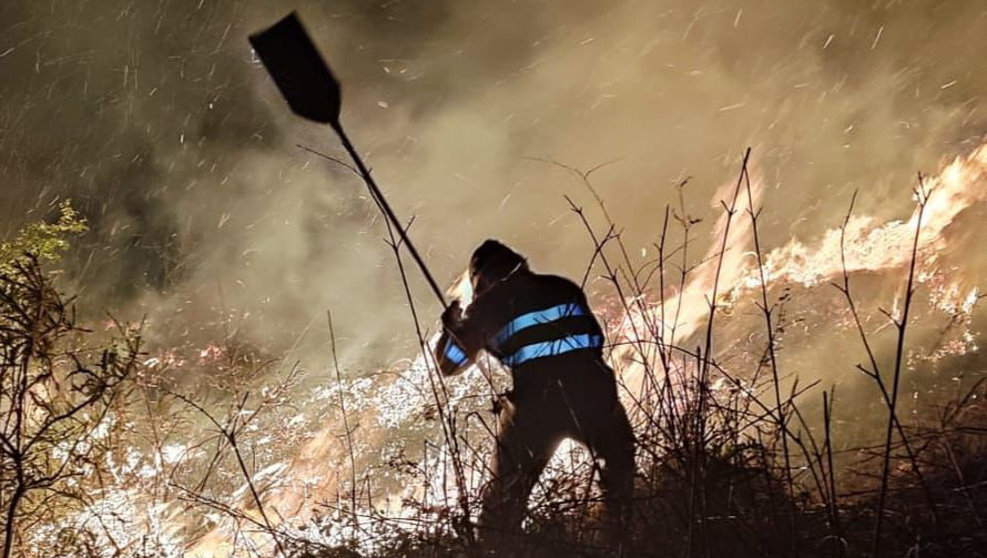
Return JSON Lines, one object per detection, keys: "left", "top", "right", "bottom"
{"left": 447, "top": 269, "right": 474, "bottom": 307}
{"left": 759, "top": 146, "right": 987, "bottom": 287}
{"left": 609, "top": 144, "right": 987, "bottom": 393}
{"left": 608, "top": 168, "right": 763, "bottom": 392}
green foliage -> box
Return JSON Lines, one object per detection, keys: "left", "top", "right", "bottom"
{"left": 0, "top": 203, "right": 140, "bottom": 558}
{"left": 0, "top": 201, "right": 87, "bottom": 268}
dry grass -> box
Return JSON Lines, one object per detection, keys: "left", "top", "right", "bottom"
{"left": 7, "top": 152, "right": 987, "bottom": 558}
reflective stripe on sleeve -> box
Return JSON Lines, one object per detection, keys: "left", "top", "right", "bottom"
{"left": 444, "top": 339, "right": 468, "bottom": 367}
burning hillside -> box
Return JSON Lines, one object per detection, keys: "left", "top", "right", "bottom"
{"left": 3, "top": 1, "right": 987, "bottom": 557}
{"left": 23, "top": 141, "right": 981, "bottom": 558}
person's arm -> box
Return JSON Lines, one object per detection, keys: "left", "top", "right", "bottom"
{"left": 433, "top": 301, "right": 487, "bottom": 376}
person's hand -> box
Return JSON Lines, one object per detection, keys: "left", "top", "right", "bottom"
{"left": 441, "top": 300, "right": 463, "bottom": 329}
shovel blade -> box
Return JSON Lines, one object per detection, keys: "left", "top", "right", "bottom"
{"left": 249, "top": 12, "right": 341, "bottom": 124}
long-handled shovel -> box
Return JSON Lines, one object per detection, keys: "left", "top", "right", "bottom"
{"left": 249, "top": 12, "right": 448, "bottom": 309}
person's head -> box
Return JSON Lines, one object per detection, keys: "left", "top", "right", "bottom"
{"left": 469, "top": 240, "right": 528, "bottom": 294}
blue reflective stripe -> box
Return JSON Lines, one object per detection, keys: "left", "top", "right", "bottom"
{"left": 501, "top": 334, "right": 603, "bottom": 367}
{"left": 492, "top": 303, "right": 586, "bottom": 348}
{"left": 444, "top": 340, "right": 468, "bottom": 366}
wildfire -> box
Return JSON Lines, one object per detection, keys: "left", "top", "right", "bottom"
{"left": 610, "top": 144, "right": 987, "bottom": 392}
{"left": 106, "top": 141, "right": 987, "bottom": 558}
{"left": 760, "top": 146, "right": 987, "bottom": 286}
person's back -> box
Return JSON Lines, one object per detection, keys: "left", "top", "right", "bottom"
{"left": 434, "top": 240, "right": 635, "bottom": 547}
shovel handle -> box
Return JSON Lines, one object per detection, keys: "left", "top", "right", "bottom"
{"left": 331, "top": 121, "right": 449, "bottom": 310}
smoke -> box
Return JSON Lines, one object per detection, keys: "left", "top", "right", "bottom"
{"left": 0, "top": 0, "right": 985, "bottom": 372}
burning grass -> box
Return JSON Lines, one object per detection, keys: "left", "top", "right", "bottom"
{"left": 5, "top": 143, "right": 987, "bottom": 557}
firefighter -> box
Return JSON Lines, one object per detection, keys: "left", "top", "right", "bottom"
{"left": 434, "top": 239, "right": 635, "bottom": 545}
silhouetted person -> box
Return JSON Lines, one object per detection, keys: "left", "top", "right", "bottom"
{"left": 434, "top": 240, "right": 635, "bottom": 547}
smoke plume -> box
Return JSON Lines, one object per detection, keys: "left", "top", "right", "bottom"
{"left": 1, "top": 0, "right": 985, "bottom": 372}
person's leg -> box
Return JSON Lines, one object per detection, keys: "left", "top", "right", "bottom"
{"left": 478, "top": 392, "right": 560, "bottom": 545}
{"left": 592, "top": 398, "right": 635, "bottom": 537}
{"left": 562, "top": 365, "right": 636, "bottom": 541}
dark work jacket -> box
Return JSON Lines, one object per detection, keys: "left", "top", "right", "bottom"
{"left": 434, "top": 270, "right": 606, "bottom": 391}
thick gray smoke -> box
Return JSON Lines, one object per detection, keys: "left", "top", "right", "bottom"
{"left": 0, "top": 0, "right": 985, "bottom": 371}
